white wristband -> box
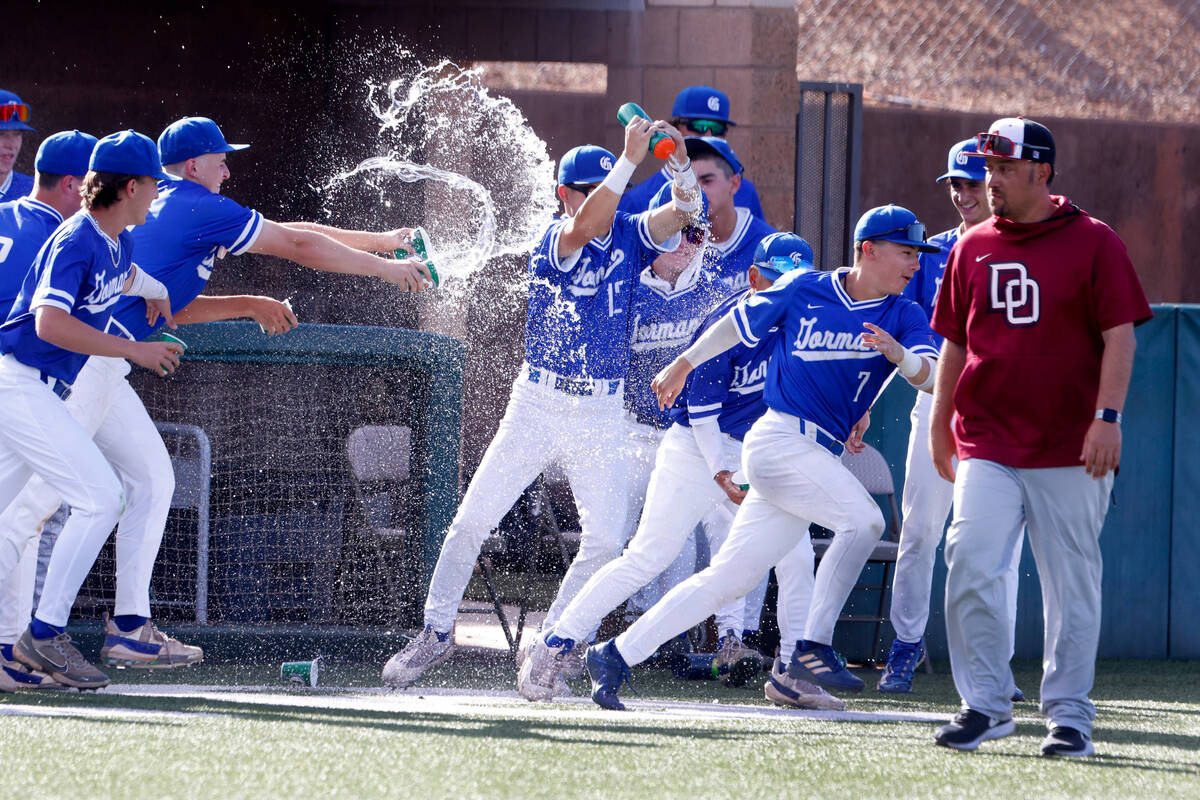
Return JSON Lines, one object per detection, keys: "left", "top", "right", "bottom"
{"left": 126, "top": 266, "right": 169, "bottom": 301}
{"left": 600, "top": 155, "right": 638, "bottom": 196}
{"left": 673, "top": 189, "right": 701, "bottom": 214}
{"left": 897, "top": 347, "right": 922, "bottom": 378}
{"left": 672, "top": 162, "right": 698, "bottom": 194}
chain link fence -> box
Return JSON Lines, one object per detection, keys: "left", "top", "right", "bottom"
{"left": 796, "top": 0, "right": 1200, "bottom": 124}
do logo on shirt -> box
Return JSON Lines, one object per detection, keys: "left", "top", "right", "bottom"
{"left": 988, "top": 262, "right": 1040, "bottom": 326}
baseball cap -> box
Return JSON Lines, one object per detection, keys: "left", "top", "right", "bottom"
{"left": 35, "top": 131, "right": 99, "bottom": 176}
{"left": 672, "top": 86, "right": 736, "bottom": 125}
{"left": 683, "top": 137, "right": 743, "bottom": 176}
{"left": 753, "top": 232, "right": 815, "bottom": 280}
{"left": 853, "top": 205, "right": 940, "bottom": 254}
{"left": 158, "top": 117, "right": 250, "bottom": 165}
{"left": 649, "top": 181, "right": 710, "bottom": 229}
{"left": 0, "top": 89, "right": 35, "bottom": 132}
{"left": 974, "top": 117, "right": 1055, "bottom": 170}
{"left": 90, "top": 130, "right": 171, "bottom": 181}
{"left": 558, "top": 145, "right": 616, "bottom": 186}
{"left": 936, "top": 138, "right": 986, "bottom": 183}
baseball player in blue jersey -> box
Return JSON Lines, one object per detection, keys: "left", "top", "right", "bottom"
{"left": 583, "top": 205, "right": 942, "bottom": 710}
{"left": 619, "top": 86, "right": 764, "bottom": 219}
{"left": 685, "top": 138, "right": 777, "bottom": 294}
{"left": 0, "top": 130, "right": 98, "bottom": 692}
{"left": 0, "top": 116, "right": 430, "bottom": 676}
{"left": 518, "top": 233, "right": 819, "bottom": 702}
{"left": 878, "top": 140, "right": 1024, "bottom": 694}
{"left": 383, "top": 114, "right": 701, "bottom": 688}
{"left": 0, "top": 131, "right": 183, "bottom": 689}
{"left": 0, "top": 90, "right": 35, "bottom": 203}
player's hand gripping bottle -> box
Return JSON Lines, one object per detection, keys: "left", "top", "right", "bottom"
{"left": 616, "top": 102, "right": 676, "bottom": 160}
{"left": 395, "top": 227, "right": 440, "bottom": 289}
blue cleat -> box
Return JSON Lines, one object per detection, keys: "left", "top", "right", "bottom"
{"left": 787, "top": 640, "right": 864, "bottom": 693}
{"left": 877, "top": 637, "right": 925, "bottom": 694}
{"left": 586, "top": 640, "right": 632, "bottom": 711}
{"left": 1012, "top": 686, "right": 1026, "bottom": 702}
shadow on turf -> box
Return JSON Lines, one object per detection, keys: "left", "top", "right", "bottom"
{"left": 0, "top": 693, "right": 784, "bottom": 745}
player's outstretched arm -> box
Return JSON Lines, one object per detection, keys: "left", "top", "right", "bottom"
{"left": 929, "top": 339, "right": 966, "bottom": 482}
{"left": 34, "top": 307, "right": 182, "bottom": 375}
{"left": 653, "top": 312, "right": 743, "bottom": 409}
{"left": 279, "top": 222, "right": 415, "bottom": 256}
{"left": 556, "top": 115, "right": 659, "bottom": 258}
{"left": 862, "top": 322, "right": 935, "bottom": 392}
{"left": 1081, "top": 322, "right": 1136, "bottom": 478}
{"left": 173, "top": 295, "right": 299, "bottom": 335}
{"left": 249, "top": 220, "right": 429, "bottom": 291}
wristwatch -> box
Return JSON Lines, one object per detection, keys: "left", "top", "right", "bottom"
{"left": 1094, "top": 408, "right": 1122, "bottom": 424}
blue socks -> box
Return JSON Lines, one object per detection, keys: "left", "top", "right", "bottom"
{"left": 30, "top": 618, "right": 64, "bottom": 640}
{"left": 113, "top": 614, "right": 149, "bottom": 633}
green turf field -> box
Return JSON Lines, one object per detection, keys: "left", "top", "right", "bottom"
{"left": 2, "top": 656, "right": 1197, "bottom": 799}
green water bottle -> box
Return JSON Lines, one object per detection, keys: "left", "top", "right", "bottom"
{"left": 616, "top": 102, "right": 676, "bottom": 160}
{"left": 395, "top": 226, "right": 439, "bottom": 289}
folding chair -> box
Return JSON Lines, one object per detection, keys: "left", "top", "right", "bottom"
{"left": 810, "top": 442, "right": 903, "bottom": 666}
{"left": 154, "top": 421, "right": 212, "bottom": 624}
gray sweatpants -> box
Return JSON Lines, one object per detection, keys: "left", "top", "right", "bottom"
{"left": 944, "top": 458, "right": 1113, "bottom": 736}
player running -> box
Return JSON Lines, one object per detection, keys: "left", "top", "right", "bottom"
{"left": 878, "top": 139, "right": 1025, "bottom": 695}
{"left": 1, "top": 131, "right": 181, "bottom": 689}
{"left": 518, "top": 233, "right": 823, "bottom": 703}
{"left": 584, "top": 206, "right": 941, "bottom": 710}
{"left": 382, "top": 115, "right": 699, "bottom": 689}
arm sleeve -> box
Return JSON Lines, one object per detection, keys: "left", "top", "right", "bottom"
{"left": 201, "top": 195, "right": 263, "bottom": 256}
{"left": 1091, "top": 224, "right": 1152, "bottom": 329}
{"left": 731, "top": 269, "right": 801, "bottom": 346}
{"left": 680, "top": 313, "right": 741, "bottom": 367}
{"left": 691, "top": 417, "right": 733, "bottom": 478}
{"left": 31, "top": 241, "right": 86, "bottom": 313}
{"left": 897, "top": 301, "right": 940, "bottom": 359}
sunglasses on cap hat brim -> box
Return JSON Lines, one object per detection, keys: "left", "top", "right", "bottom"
{"left": 0, "top": 103, "right": 31, "bottom": 123}
{"left": 865, "top": 223, "right": 941, "bottom": 254}
{"left": 975, "top": 132, "right": 1052, "bottom": 159}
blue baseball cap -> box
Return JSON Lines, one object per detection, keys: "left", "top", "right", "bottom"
{"left": 0, "top": 89, "right": 35, "bottom": 132}
{"left": 684, "top": 137, "right": 743, "bottom": 175}
{"left": 672, "top": 86, "right": 736, "bottom": 125}
{"left": 853, "top": 205, "right": 940, "bottom": 254}
{"left": 35, "top": 131, "right": 99, "bottom": 176}
{"left": 558, "top": 145, "right": 616, "bottom": 186}
{"left": 89, "top": 130, "right": 170, "bottom": 180}
{"left": 753, "top": 233, "right": 815, "bottom": 280}
{"left": 936, "top": 139, "right": 986, "bottom": 183}
{"left": 158, "top": 117, "right": 250, "bottom": 165}
{"left": 649, "top": 181, "right": 710, "bottom": 228}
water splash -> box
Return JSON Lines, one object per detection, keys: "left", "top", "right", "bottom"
{"left": 322, "top": 56, "right": 558, "bottom": 291}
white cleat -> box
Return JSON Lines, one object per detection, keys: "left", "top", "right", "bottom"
{"left": 382, "top": 625, "right": 453, "bottom": 688}
{"left": 517, "top": 634, "right": 575, "bottom": 702}
{"left": 764, "top": 657, "right": 845, "bottom": 711}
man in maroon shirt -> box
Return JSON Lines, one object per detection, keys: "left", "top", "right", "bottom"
{"left": 929, "top": 117, "right": 1152, "bottom": 757}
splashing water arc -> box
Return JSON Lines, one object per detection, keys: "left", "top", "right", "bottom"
{"left": 325, "top": 57, "right": 558, "bottom": 289}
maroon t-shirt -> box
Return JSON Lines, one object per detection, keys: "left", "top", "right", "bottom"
{"left": 931, "top": 196, "right": 1152, "bottom": 468}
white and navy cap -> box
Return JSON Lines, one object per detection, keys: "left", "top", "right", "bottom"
{"left": 974, "top": 117, "right": 1055, "bottom": 178}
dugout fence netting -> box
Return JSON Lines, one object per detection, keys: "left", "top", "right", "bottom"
{"left": 69, "top": 322, "right": 463, "bottom": 630}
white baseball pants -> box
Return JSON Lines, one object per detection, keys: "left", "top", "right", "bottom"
{"left": 945, "top": 458, "right": 1111, "bottom": 735}
{"left": 0, "top": 356, "right": 126, "bottom": 628}
{"left": 0, "top": 355, "right": 174, "bottom": 629}
{"left": 551, "top": 422, "right": 744, "bottom": 643}
{"left": 422, "top": 367, "right": 630, "bottom": 633}
{"left": 615, "top": 408, "right": 885, "bottom": 665}
{"left": 890, "top": 390, "right": 1021, "bottom": 646}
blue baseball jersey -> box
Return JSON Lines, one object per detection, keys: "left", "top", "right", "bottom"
{"left": 671, "top": 288, "right": 775, "bottom": 441}
{"left": 105, "top": 177, "right": 262, "bottom": 341}
{"left": 0, "top": 211, "right": 135, "bottom": 383}
{"left": 0, "top": 171, "right": 33, "bottom": 203}
{"left": 525, "top": 211, "right": 673, "bottom": 381}
{"left": 618, "top": 167, "right": 765, "bottom": 220}
{"left": 0, "top": 198, "right": 64, "bottom": 315}
{"left": 626, "top": 263, "right": 724, "bottom": 428}
{"left": 732, "top": 268, "right": 938, "bottom": 442}
{"left": 703, "top": 209, "right": 776, "bottom": 295}
{"left": 901, "top": 227, "right": 956, "bottom": 349}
